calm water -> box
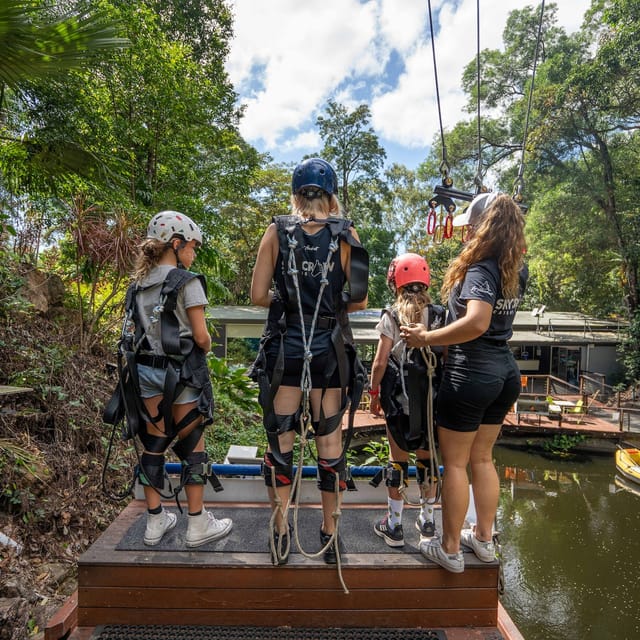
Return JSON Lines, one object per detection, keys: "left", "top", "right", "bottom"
{"left": 493, "top": 444, "right": 640, "bottom": 640}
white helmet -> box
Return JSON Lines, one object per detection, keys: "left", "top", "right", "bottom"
{"left": 146, "top": 210, "right": 203, "bottom": 244}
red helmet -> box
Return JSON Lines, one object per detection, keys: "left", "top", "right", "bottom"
{"left": 387, "top": 253, "right": 430, "bottom": 293}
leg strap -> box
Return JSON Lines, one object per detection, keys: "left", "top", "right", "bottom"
{"left": 137, "top": 452, "right": 166, "bottom": 489}
{"left": 416, "top": 458, "right": 435, "bottom": 487}
{"left": 262, "top": 450, "right": 294, "bottom": 488}
{"left": 138, "top": 429, "right": 171, "bottom": 453}
{"left": 317, "top": 456, "right": 348, "bottom": 493}
{"left": 385, "top": 461, "right": 409, "bottom": 489}
{"left": 179, "top": 450, "right": 208, "bottom": 486}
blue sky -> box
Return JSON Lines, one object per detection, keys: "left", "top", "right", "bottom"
{"left": 225, "top": 0, "right": 591, "bottom": 172}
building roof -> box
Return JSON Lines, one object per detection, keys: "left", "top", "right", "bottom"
{"left": 208, "top": 306, "right": 625, "bottom": 346}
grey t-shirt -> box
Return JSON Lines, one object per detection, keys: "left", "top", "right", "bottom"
{"left": 136, "top": 265, "right": 208, "bottom": 355}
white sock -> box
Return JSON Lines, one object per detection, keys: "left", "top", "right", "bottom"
{"left": 420, "top": 503, "right": 435, "bottom": 525}
{"left": 387, "top": 498, "right": 404, "bottom": 528}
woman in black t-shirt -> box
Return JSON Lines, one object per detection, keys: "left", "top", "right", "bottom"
{"left": 400, "top": 192, "right": 527, "bottom": 573}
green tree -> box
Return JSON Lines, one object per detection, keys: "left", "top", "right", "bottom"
{"left": 316, "top": 100, "right": 386, "bottom": 214}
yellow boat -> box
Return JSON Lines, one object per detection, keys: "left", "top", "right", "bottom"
{"left": 615, "top": 447, "right": 640, "bottom": 485}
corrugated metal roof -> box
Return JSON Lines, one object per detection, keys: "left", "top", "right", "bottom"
{"left": 209, "top": 306, "right": 625, "bottom": 346}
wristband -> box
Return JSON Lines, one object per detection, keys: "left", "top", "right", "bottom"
{"left": 368, "top": 389, "right": 380, "bottom": 397}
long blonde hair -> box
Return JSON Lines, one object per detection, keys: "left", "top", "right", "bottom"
{"left": 393, "top": 287, "right": 432, "bottom": 326}
{"left": 441, "top": 194, "right": 526, "bottom": 302}
{"left": 290, "top": 192, "right": 343, "bottom": 219}
{"left": 132, "top": 238, "right": 170, "bottom": 283}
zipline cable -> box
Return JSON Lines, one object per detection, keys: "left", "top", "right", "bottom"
{"left": 474, "top": 0, "right": 484, "bottom": 193}
{"left": 427, "top": 0, "right": 451, "bottom": 186}
{"left": 513, "top": 0, "right": 546, "bottom": 203}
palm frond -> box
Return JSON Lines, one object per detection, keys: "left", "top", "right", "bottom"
{"left": 0, "top": 0, "right": 129, "bottom": 87}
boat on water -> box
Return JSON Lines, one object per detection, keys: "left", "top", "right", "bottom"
{"left": 615, "top": 447, "right": 640, "bottom": 486}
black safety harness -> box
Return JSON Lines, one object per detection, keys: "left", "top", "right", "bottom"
{"left": 249, "top": 214, "right": 368, "bottom": 584}
{"left": 102, "top": 268, "right": 222, "bottom": 504}
{"left": 370, "top": 307, "right": 444, "bottom": 503}
{"left": 251, "top": 215, "right": 368, "bottom": 466}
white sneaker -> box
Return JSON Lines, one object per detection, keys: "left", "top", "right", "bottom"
{"left": 144, "top": 508, "right": 177, "bottom": 546}
{"left": 460, "top": 528, "right": 495, "bottom": 562}
{"left": 419, "top": 537, "right": 464, "bottom": 573}
{"left": 186, "top": 510, "right": 232, "bottom": 547}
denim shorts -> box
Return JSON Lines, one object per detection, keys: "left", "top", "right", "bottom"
{"left": 137, "top": 364, "right": 200, "bottom": 404}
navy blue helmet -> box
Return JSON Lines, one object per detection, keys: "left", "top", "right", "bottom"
{"left": 291, "top": 158, "right": 338, "bottom": 196}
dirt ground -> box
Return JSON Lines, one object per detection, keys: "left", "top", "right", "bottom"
{"left": 0, "top": 308, "right": 130, "bottom": 640}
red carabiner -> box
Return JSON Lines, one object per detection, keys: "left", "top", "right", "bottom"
{"left": 426, "top": 208, "right": 437, "bottom": 235}
{"left": 444, "top": 213, "right": 454, "bottom": 239}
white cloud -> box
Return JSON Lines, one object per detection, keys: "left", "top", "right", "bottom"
{"left": 226, "top": 0, "right": 378, "bottom": 148}
{"left": 226, "top": 0, "right": 592, "bottom": 166}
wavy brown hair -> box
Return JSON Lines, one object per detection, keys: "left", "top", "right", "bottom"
{"left": 132, "top": 238, "right": 170, "bottom": 283}
{"left": 441, "top": 194, "right": 526, "bottom": 302}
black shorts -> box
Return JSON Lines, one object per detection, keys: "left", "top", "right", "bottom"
{"left": 266, "top": 353, "right": 343, "bottom": 388}
{"left": 436, "top": 341, "right": 520, "bottom": 432}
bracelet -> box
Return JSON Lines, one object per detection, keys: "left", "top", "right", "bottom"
{"left": 368, "top": 389, "right": 380, "bottom": 397}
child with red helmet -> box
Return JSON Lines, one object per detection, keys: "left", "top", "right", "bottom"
{"left": 368, "top": 253, "right": 445, "bottom": 547}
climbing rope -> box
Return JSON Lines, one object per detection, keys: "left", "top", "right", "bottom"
{"left": 427, "top": 0, "right": 451, "bottom": 189}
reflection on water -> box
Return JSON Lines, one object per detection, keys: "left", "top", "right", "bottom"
{"left": 494, "top": 445, "right": 640, "bottom": 640}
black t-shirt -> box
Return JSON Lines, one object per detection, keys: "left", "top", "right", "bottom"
{"left": 447, "top": 257, "right": 528, "bottom": 342}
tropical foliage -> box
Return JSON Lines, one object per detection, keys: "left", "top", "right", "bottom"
{"left": 1, "top": 0, "right": 639, "bottom": 383}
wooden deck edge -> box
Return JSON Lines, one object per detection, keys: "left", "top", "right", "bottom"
{"left": 44, "top": 590, "right": 77, "bottom": 640}
{"left": 498, "top": 601, "right": 525, "bottom": 640}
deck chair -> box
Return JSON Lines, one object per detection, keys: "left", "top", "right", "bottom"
{"left": 567, "top": 399, "right": 585, "bottom": 424}
{"left": 546, "top": 396, "right": 562, "bottom": 423}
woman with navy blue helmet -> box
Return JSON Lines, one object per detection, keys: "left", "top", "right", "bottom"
{"left": 250, "top": 158, "right": 368, "bottom": 565}
{"left": 400, "top": 193, "right": 527, "bottom": 573}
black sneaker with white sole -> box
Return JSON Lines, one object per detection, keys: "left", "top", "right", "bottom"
{"left": 374, "top": 515, "right": 405, "bottom": 547}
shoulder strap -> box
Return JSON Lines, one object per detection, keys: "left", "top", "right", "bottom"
{"left": 159, "top": 268, "right": 203, "bottom": 355}
{"left": 326, "top": 218, "right": 369, "bottom": 304}
{"left": 428, "top": 304, "right": 446, "bottom": 330}
{"left": 273, "top": 215, "right": 305, "bottom": 309}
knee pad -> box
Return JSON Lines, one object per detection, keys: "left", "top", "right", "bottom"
{"left": 179, "top": 450, "right": 209, "bottom": 486}
{"left": 172, "top": 424, "right": 204, "bottom": 459}
{"left": 385, "top": 461, "right": 409, "bottom": 489}
{"left": 416, "top": 458, "right": 436, "bottom": 488}
{"left": 317, "top": 456, "right": 347, "bottom": 493}
{"left": 262, "top": 450, "right": 294, "bottom": 487}
{"left": 137, "top": 452, "right": 165, "bottom": 489}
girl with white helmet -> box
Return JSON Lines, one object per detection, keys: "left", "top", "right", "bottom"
{"left": 130, "top": 210, "right": 232, "bottom": 548}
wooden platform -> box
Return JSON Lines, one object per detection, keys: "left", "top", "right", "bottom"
{"left": 47, "top": 497, "right": 523, "bottom": 640}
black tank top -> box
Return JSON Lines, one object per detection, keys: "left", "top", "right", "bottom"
{"left": 273, "top": 222, "right": 345, "bottom": 358}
